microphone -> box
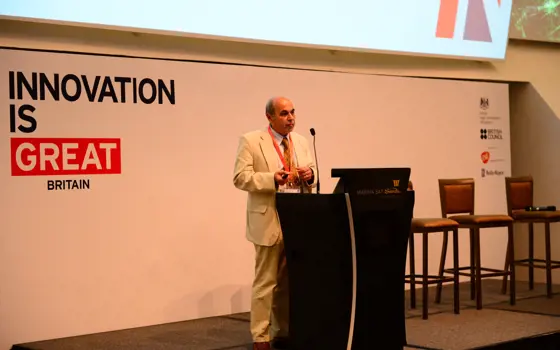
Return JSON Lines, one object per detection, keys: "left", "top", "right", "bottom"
{"left": 525, "top": 205, "right": 556, "bottom": 211}
{"left": 309, "top": 128, "right": 320, "bottom": 194}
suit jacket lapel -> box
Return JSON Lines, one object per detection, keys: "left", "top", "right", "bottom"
{"left": 259, "top": 131, "right": 279, "bottom": 172}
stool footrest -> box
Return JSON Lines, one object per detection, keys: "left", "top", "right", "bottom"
{"left": 513, "top": 258, "right": 560, "bottom": 270}
{"left": 405, "top": 274, "right": 454, "bottom": 285}
{"left": 443, "top": 266, "right": 510, "bottom": 278}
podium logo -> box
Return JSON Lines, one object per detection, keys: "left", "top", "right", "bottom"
{"left": 436, "top": 0, "right": 501, "bottom": 42}
{"left": 393, "top": 179, "right": 400, "bottom": 187}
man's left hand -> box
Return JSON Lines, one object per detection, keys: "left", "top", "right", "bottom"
{"left": 296, "top": 167, "right": 314, "bottom": 183}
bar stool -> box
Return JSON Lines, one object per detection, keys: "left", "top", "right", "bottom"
{"left": 435, "top": 178, "right": 516, "bottom": 310}
{"left": 405, "top": 181, "right": 460, "bottom": 320}
{"left": 501, "top": 176, "right": 560, "bottom": 298}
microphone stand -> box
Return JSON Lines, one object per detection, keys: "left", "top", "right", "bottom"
{"left": 310, "top": 128, "right": 320, "bottom": 194}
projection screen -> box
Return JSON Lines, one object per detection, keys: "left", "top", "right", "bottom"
{"left": 0, "top": 0, "right": 514, "bottom": 60}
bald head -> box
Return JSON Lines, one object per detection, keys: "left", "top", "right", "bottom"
{"left": 266, "top": 96, "right": 296, "bottom": 136}
{"left": 265, "top": 97, "right": 289, "bottom": 116}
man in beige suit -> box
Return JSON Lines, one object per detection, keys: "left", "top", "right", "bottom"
{"left": 233, "top": 97, "right": 317, "bottom": 350}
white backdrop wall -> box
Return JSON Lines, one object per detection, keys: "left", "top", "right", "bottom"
{"left": 0, "top": 48, "right": 511, "bottom": 348}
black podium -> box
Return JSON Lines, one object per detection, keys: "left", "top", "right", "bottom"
{"left": 275, "top": 168, "right": 414, "bottom": 350}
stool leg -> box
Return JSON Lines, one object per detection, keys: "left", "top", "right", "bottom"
{"left": 409, "top": 233, "right": 416, "bottom": 309}
{"left": 508, "top": 223, "right": 516, "bottom": 306}
{"left": 470, "top": 229, "right": 476, "bottom": 301}
{"left": 423, "top": 233, "right": 429, "bottom": 320}
{"left": 501, "top": 238, "right": 510, "bottom": 295}
{"left": 529, "top": 223, "right": 534, "bottom": 290}
{"left": 435, "top": 230, "right": 449, "bottom": 304}
{"left": 545, "top": 222, "right": 552, "bottom": 298}
{"left": 475, "top": 228, "right": 483, "bottom": 310}
{"left": 452, "top": 228, "right": 460, "bottom": 314}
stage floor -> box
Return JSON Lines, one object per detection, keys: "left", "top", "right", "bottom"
{"left": 12, "top": 280, "right": 560, "bottom": 350}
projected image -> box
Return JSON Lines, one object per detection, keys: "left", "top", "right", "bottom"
{"left": 510, "top": 0, "right": 560, "bottom": 42}
{"left": 0, "top": 0, "right": 513, "bottom": 60}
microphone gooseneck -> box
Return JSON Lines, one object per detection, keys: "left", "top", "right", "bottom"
{"left": 309, "top": 128, "right": 320, "bottom": 194}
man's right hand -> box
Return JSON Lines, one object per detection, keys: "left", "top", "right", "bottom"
{"left": 274, "top": 170, "right": 290, "bottom": 186}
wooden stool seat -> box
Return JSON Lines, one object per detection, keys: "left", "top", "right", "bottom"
{"left": 511, "top": 210, "right": 560, "bottom": 222}
{"left": 448, "top": 214, "right": 513, "bottom": 226}
{"left": 412, "top": 218, "right": 459, "bottom": 230}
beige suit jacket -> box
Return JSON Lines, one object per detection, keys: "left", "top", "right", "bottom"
{"left": 233, "top": 128, "right": 318, "bottom": 246}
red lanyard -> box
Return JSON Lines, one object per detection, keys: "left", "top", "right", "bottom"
{"left": 268, "top": 125, "right": 294, "bottom": 172}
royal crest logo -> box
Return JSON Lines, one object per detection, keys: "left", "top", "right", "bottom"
{"left": 480, "top": 97, "right": 489, "bottom": 110}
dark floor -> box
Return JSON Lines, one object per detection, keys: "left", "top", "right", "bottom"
{"left": 12, "top": 280, "right": 560, "bottom": 350}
